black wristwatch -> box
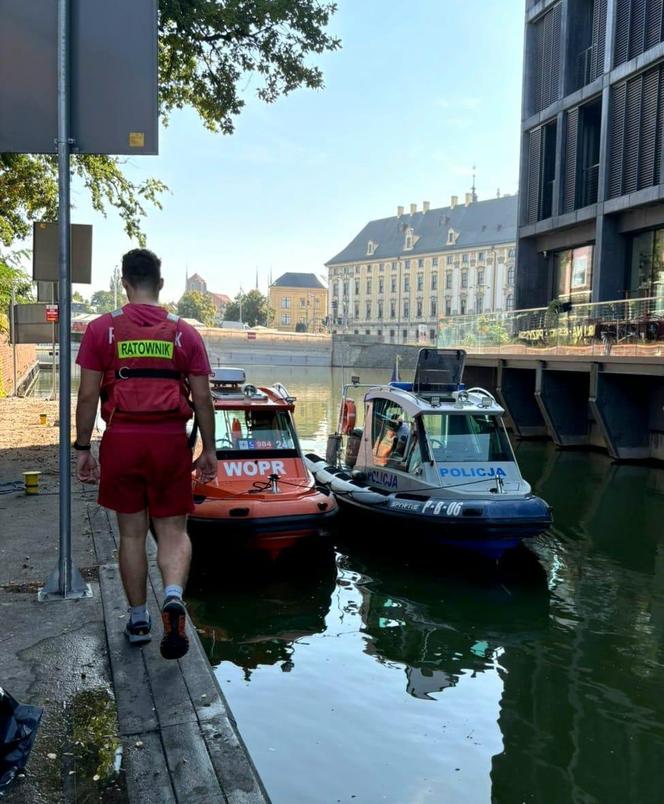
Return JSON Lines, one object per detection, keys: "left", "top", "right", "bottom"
{"left": 73, "top": 441, "right": 91, "bottom": 451}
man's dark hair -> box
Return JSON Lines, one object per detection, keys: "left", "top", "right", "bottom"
{"left": 121, "top": 248, "right": 162, "bottom": 294}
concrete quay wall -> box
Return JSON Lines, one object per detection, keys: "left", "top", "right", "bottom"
{"left": 463, "top": 354, "right": 664, "bottom": 463}
{"left": 201, "top": 329, "right": 332, "bottom": 367}
{"left": 331, "top": 336, "right": 421, "bottom": 369}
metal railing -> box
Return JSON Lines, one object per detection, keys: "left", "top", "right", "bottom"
{"left": 437, "top": 296, "right": 664, "bottom": 356}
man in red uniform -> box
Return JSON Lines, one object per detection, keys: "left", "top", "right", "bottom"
{"left": 74, "top": 249, "right": 217, "bottom": 660}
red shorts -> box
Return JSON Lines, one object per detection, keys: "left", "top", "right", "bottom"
{"left": 98, "top": 426, "right": 194, "bottom": 517}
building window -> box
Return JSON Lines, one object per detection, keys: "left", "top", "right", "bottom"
{"left": 403, "top": 300, "right": 410, "bottom": 318}
{"left": 378, "top": 277, "right": 384, "bottom": 294}
{"left": 390, "top": 329, "right": 395, "bottom": 341}
{"left": 366, "top": 329, "right": 370, "bottom": 335}
{"left": 405, "top": 227, "right": 414, "bottom": 250}
{"left": 505, "top": 294, "right": 514, "bottom": 311}
{"left": 461, "top": 271, "right": 468, "bottom": 289}
{"left": 367, "top": 241, "right": 376, "bottom": 256}
{"left": 343, "top": 281, "right": 349, "bottom": 297}
{"left": 445, "top": 298, "right": 452, "bottom": 316}
{"left": 445, "top": 272, "right": 453, "bottom": 290}
{"left": 367, "top": 264, "right": 372, "bottom": 272}
{"left": 379, "top": 263, "right": 384, "bottom": 271}
{"left": 404, "top": 275, "right": 410, "bottom": 292}
{"left": 366, "top": 302, "right": 371, "bottom": 319}
{"left": 446, "top": 255, "right": 453, "bottom": 265}
{"left": 416, "top": 300, "right": 423, "bottom": 318}
{"left": 460, "top": 298, "right": 467, "bottom": 315}
{"left": 281, "top": 297, "right": 290, "bottom": 308}
{"left": 553, "top": 245, "right": 593, "bottom": 303}
{"left": 430, "top": 328, "right": 436, "bottom": 341}
{"left": 430, "top": 297, "right": 437, "bottom": 317}
{"left": 507, "top": 266, "right": 515, "bottom": 285}
{"left": 508, "top": 248, "right": 515, "bottom": 258}
{"left": 367, "top": 278, "right": 372, "bottom": 294}
{"left": 390, "top": 262, "right": 396, "bottom": 270}
{"left": 432, "top": 257, "right": 439, "bottom": 267}
{"left": 354, "top": 329, "right": 359, "bottom": 335}
{"left": 524, "top": 119, "right": 557, "bottom": 223}
{"left": 462, "top": 253, "right": 469, "bottom": 264}
{"left": 418, "top": 258, "right": 424, "bottom": 268}
{"left": 354, "top": 302, "right": 359, "bottom": 319}
{"left": 377, "top": 301, "right": 383, "bottom": 319}
{"left": 391, "top": 276, "right": 397, "bottom": 293}
{"left": 627, "top": 229, "right": 664, "bottom": 299}
{"left": 478, "top": 251, "right": 485, "bottom": 261}
{"left": 402, "top": 329, "right": 408, "bottom": 340}
{"left": 431, "top": 273, "right": 438, "bottom": 290}
{"left": 475, "top": 295, "right": 483, "bottom": 314}
{"left": 390, "top": 301, "right": 396, "bottom": 318}
{"left": 417, "top": 273, "right": 424, "bottom": 291}
{"left": 354, "top": 278, "right": 359, "bottom": 294}
{"left": 563, "top": 98, "right": 601, "bottom": 212}
{"left": 569, "top": 0, "right": 606, "bottom": 90}
{"left": 477, "top": 269, "right": 484, "bottom": 286}
{"left": 281, "top": 314, "right": 290, "bottom": 325}
{"left": 447, "top": 229, "right": 457, "bottom": 245}
{"left": 299, "top": 297, "right": 306, "bottom": 307}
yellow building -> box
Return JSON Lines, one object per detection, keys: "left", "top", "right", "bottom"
{"left": 326, "top": 194, "right": 517, "bottom": 344}
{"left": 269, "top": 272, "right": 328, "bottom": 333}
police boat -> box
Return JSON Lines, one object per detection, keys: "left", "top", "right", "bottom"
{"left": 189, "top": 367, "right": 337, "bottom": 556}
{"left": 304, "top": 349, "right": 551, "bottom": 559}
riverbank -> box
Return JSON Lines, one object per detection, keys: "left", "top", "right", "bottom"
{"left": 0, "top": 398, "right": 268, "bottom": 803}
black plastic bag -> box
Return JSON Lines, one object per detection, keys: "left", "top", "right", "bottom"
{"left": 0, "top": 686, "right": 43, "bottom": 796}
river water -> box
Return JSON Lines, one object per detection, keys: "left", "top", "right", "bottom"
{"left": 181, "top": 366, "right": 664, "bottom": 804}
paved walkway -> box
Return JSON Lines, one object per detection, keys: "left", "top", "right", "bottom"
{"left": 0, "top": 408, "right": 269, "bottom": 803}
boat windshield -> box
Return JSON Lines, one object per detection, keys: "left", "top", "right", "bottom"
{"left": 420, "top": 413, "right": 513, "bottom": 463}
{"left": 214, "top": 408, "right": 297, "bottom": 452}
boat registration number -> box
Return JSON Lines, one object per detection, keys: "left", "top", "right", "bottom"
{"left": 389, "top": 499, "right": 463, "bottom": 517}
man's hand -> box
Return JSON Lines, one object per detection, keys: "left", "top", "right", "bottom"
{"left": 193, "top": 448, "right": 217, "bottom": 485}
{"left": 77, "top": 451, "right": 100, "bottom": 484}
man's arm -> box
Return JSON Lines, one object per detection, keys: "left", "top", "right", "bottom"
{"left": 75, "top": 368, "right": 103, "bottom": 483}
{"left": 189, "top": 374, "right": 217, "bottom": 484}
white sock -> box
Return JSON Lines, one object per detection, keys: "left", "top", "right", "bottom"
{"left": 164, "top": 584, "right": 183, "bottom": 601}
{"left": 130, "top": 604, "right": 149, "bottom": 624}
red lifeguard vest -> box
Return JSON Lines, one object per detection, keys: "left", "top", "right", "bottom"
{"left": 101, "top": 309, "right": 193, "bottom": 424}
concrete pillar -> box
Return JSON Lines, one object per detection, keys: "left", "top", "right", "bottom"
{"left": 535, "top": 363, "right": 590, "bottom": 446}
{"left": 589, "top": 365, "right": 651, "bottom": 460}
{"left": 496, "top": 362, "right": 547, "bottom": 437}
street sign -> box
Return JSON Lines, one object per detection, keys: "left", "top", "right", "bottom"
{"left": 0, "top": 0, "right": 158, "bottom": 154}
{"left": 46, "top": 305, "right": 59, "bottom": 323}
{"left": 9, "top": 303, "right": 59, "bottom": 344}
{"left": 33, "top": 223, "right": 92, "bottom": 283}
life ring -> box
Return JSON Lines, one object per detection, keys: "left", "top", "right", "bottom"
{"left": 340, "top": 399, "right": 357, "bottom": 435}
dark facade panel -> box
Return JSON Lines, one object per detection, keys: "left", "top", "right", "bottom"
{"left": 526, "top": 128, "right": 543, "bottom": 224}
{"left": 563, "top": 108, "right": 579, "bottom": 212}
{"left": 530, "top": 2, "right": 563, "bottom": 113}
{"left": 614, "top": 0, "right": 664, "bottom": 67}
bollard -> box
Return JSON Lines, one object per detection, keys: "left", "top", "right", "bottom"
{"left": 23, "top": 471, "right": 41, "bottom": 495}
{"left": 39, "top": 413, "right": 48, "bottom": 426}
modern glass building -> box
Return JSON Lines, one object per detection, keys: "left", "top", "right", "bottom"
{"left": 517, "top": 0, "right": 664, "bottom": 309}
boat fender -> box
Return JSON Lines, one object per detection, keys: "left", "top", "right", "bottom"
{"left": 340, "top": 399, "right": 357, "bottom": 435}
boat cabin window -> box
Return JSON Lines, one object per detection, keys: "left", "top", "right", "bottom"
{"left": 421, "top": 413, "right": 513, "bottom": 463}
{"left": 214, "top": 408, "right": 296, "bottom": 453}
{"left": 371, "top": 399, "right": 421, "bottom": 471}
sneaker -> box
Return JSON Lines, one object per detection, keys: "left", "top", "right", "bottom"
{"left": 125, "top": 612, "right": 152, "bottom": 645}
{"left": 160, "top": 596, "right": 189, "bottom": 660}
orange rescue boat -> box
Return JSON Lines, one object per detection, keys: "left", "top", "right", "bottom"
{"left": 189, "top": 368, "right": 337, "bottom": 553}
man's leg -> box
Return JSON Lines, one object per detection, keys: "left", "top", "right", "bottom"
{"left": 151, "top": 515, "right": 191, "bottom": 591}
{"left": 117, "top": 510, "right": 149, "bottom": 606}
{"left": 152, "top": 515, "right": 191, "bottom": 660}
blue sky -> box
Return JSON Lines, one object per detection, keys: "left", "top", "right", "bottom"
{"left": 71, "top": 0, "right": 524, "bottom": 301}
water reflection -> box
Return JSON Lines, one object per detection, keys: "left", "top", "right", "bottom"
{"left": 344, "top": 545, "right": 549, "bottom": 701}
{"left": 187, "top": 542, "right": 337, "bottom": 677}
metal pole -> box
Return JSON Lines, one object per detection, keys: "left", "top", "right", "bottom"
{"left": 51, "top": 283, "right": 57, "bottom": 400}
{"left": 10, "top": 284, "right": 17, "bottom": 396}
{"left": 39, "top": 0, "right": 90, "bottom": 601}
